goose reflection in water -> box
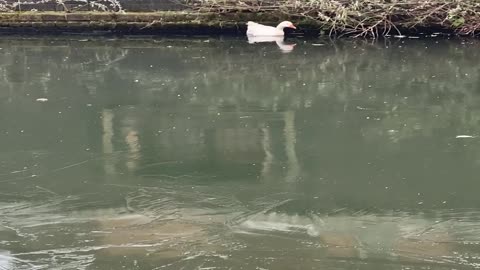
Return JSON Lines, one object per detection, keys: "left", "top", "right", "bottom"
{"left": 247, "top": 36, "right": 296, "bottom": 53}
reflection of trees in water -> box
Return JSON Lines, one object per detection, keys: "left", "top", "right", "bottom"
{"left": 1, "top": 38, "right": 478, "bottom": 108}
{"left": 1, "top": 38, "right": 480, "bottom": 269}
{"left": 0, "top": 38, "right": 479, "bottom": 183}
{"left": 0, "top": 40, "right": 130, "bottom": 102}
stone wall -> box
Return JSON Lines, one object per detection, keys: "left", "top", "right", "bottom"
{"left": 0, "top": 11, "right": 301, "bottom": 35}
{"left": 4, "top": 0, "right": 188, "bottom": 12}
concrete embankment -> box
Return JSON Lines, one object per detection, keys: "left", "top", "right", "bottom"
{"left": 0, "top": 0, "right": 476, "bottom": 37}
{"left": 0, "top": 11, "right": 323, "bottom": 35}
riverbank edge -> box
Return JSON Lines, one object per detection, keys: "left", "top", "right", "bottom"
{"left": 0, "top": 11, "right": 323, "bottom": 35}
{"left": 0, "top": 11, "right": 463, "bottom": 36}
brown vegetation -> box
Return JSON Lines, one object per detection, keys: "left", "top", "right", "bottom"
{"left": 188, "top": 0, "right": 480, "bottom": 37}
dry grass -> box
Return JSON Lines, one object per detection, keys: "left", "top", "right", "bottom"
{"left": 187, "top": 0, "right": 480, "bottom": 37}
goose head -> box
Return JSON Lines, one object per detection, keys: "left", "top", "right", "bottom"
{"left": 276, "top": 21, "right": 296, "bottom": 30}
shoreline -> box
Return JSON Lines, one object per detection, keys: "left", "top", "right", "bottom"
{"left": 0, "top": 11, "right": 317, "bottom": 36}
{"left": 0, "top": 11, "right": 465, "bottom": 37}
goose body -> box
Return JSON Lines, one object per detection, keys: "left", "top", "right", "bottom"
{"left": 246, "top": 21, "right": 296, "bottom": 37}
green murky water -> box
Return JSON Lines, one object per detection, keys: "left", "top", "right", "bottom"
{"left": 0, "top": 36, "right": 480, "bottom": 269}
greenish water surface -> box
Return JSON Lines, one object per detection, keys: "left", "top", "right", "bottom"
{"left": 0, "top": 36, "right": 479, "bottom": 269}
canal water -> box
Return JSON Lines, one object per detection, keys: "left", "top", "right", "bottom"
{"left": 0, "top": 36, "right": 479, "bottom": 269}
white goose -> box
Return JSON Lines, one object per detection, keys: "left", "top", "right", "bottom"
{"left": 246, "top": 21, "right": 296, "bottom": 37}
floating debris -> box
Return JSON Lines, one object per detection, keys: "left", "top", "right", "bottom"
{"left": 36, "top": 98, "right": 48, "bottom": 102}
{"left": 356, "top": 106, "right": 372, "bottom": 110}
{"left": 311, "top": 43, "right": 325, "bottom": 46}
{"left": 456, "top": 135, "right": 475, "bottom": 139}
